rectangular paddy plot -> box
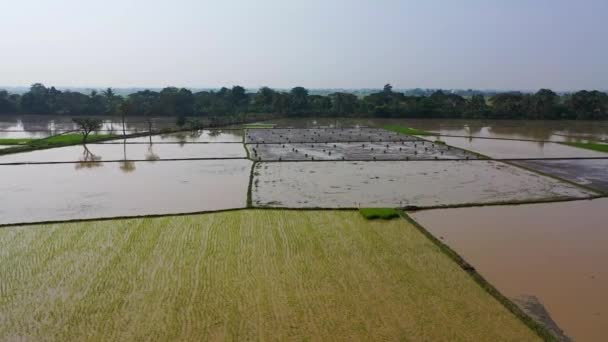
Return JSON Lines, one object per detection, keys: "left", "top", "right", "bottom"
{"left": 245, "top": 127, "right": 419, "bottom": 144}
{"left": 100, "top": 130, "right": 244, "bottom": 143}
{"left": 513, "top": 159, "right": 608, "bottom": 193}
{"left": 247, "top": 141, "right": 477, "bottom": 161}
{"left": 0, "top": 210, "right": 539, "bottom": 341}
{"left": 252, "top": 161, "right": 595, "bottom": 208}
{"left": 410, "top": 198, "right": 608, "bottom": 342}
{"left": 438, "top": 136, "right": 608, "bottom": 159}
{"left": 0, "top": 160, "right": 250, "bottom": 224}
{"left": 0, "top": 142, "right": 245, "bottom": 164}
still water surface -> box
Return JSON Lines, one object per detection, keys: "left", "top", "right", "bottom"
{"left": 0, "top": 160, "right": 251, "bottom": 224}
{"left": 410, "top": 199, "right": 608, "bottom": 342}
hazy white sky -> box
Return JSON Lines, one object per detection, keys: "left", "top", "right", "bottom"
{"left": 1, "top": 0, "right": 607, "bottom": 90}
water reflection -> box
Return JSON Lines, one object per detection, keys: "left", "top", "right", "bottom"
{"left": 119, "top": 139, "right": 136, "bottom": 173}
{"left": 145, "top": 143, "right": 160, "bottom": 161}
{"left": 410, "top": 199, "right": 608, "bottom": 342}
{"left": 75, "top": 145, "right": 102, "bottom": 169}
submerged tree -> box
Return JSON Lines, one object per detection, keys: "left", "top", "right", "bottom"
{"left": 72, "top": 118, "right": 103, "bottom": 143}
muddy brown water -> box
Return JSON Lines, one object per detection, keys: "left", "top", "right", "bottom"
{"left": 105, "top": 130, "right": 244, "bottom": 144}
{"left": 409, "top": 199, "right": 608, "bottom": 342}
{"left": 0, "top": 142, "right": 246, "bottom": 163}
{"left": 436, "top": 136, "right": 607, "bottom": 159}
{"left": 514, "top": 159, "right": 608, "bottom": 193}
{"left": 264, "top": 118, "right": 608, "bottom": 142}
{"left": 0, "top": 115, "right": 182, "bottom": 139}
{"left": 0, "top": 160, "right": 251, "bottom": 224}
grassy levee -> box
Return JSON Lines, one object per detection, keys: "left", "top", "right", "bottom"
{"left": 560, "top": 141, "right": 608, "bottom": 153}
{"left": 0, "top": 133, "right": 130, "bottom": 156}
{"left": 401, "top": 211, "right": 557, "bottom": 341}
{"left": 383, "top": 124, "right": 434, "bottom": 136}
{"left": 0, "top": 210, "right": 539, "bottom": 341}
{"left": 0, "top": 133, "right": 116, "bottom": 146}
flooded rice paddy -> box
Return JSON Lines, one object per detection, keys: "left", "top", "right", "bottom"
{"left": 245, "top": 128, "right": 417, "bottom": 144}
{"left": 514, "top": 159, "right": 608, "bottom": 193}
{"left": 436, "top": 136, "right": 607, "bottom": 159}
{"left": 0, "top": 115, "right": 179, "bottom": 138}
{"left": 0, "top": 160, "right": 250, "bottom": 224}
{"left": 251, "top": 161, "right": 595, "bottom": 208}
{"left": 245, "top": 127, "right": 477, "bottom": 161}
{"left": 409, "top": 198, "right": 608, "bottom": 342}
{"left": 0, "top": 142, "right": 245, "bottom": 164}
{"left": 2, "top": 120, "right": 608, "bottom": 339}
{"left": 263, "top": 118, "right": 608, "bottom": 142}
{"left": 247, "top": 142, "right": 475, "bottom": 161}
{"left": 103, "top": 130, "right": 243, "bottom": 144}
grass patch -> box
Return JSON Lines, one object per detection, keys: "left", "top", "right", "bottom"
{"left": 243, "top": 123, "right": 276, "bottom": 129}
{"left": 0, "top": 134, "right": 116, "bottom": 147}
{"left": 561, "top": 141, "right": 608, "bottom": 153}
{"left": 0, "top": 210, "right": 539, "bottom": 341}
{"left": 0, "top": 138, "right": 32, "bottom": 145}
{"left": 359, "top": 207, "right": 399, "bottom": 220}
{"left": 383, "top": 124, "right": 434, "bottom": 136}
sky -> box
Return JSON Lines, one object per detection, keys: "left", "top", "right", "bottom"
{"left": 1, "top": 0, "right": 607, "bottom": 91}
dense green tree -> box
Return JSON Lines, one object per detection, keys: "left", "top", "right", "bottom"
{"left": 330, "top": 92, "right": 358, "bottom": 115}
{"left": 0, "top": 90, "right": 20, "bottom": 113}
{"left": 463, "top": 95, "right": 490, "bottom": 118}
{"left": 72, "top": 118, "right": 103, "bottom": 142}
{"left": 566, "top": 90, "right": 608, "bottom": 120}
{"left": 21, "top": 83, "right": 52, "bottom": 114}
{"left": 289, "top": 87, "right": 309, "bottom": 114}
{"left": 2, "top": 83, "right": 608, "bottom": 120}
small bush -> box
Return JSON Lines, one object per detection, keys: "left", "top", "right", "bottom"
{"left": 359, "top": 208, "right": 399, "bottom": 220}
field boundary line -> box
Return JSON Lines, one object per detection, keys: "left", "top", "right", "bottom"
{"left": 400, "top": 211, "right": 559, "bottom": 342}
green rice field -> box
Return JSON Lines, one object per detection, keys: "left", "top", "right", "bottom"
{"left": 0, "top": 210, "right": 539, "bottom": 341}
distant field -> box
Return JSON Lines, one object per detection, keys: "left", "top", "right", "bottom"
{"left": 0, "top": 210, "right": 538, "bottom": 341}
{"left": 561, "top": 141, "right": 608, "bottom": 153}
{"left": 383, "top": 124, "right": 434, "bottom": 136}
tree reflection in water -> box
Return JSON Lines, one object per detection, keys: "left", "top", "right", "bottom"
{"left": 119, "top": 139, "right": 136, "bottom": 173}
{"left": 76, "top": 144, "right": 103, "bottom": 169}
{"left": 145, "top": 141, "right": 160, "bottom": 161}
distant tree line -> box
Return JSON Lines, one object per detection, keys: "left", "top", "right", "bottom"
{"left": 1, "top": 83, "right": 607, "bottom": 120}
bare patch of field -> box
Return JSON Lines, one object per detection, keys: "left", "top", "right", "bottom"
{"left": 252, "top": 161, "right": 595, "bottom": 208}
{"left": 0, "top": 210, "right": 539, "bottom": 341}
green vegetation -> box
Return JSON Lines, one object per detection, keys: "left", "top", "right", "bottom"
{"left": 72, "top": 117, "right": 104, "bottom": 142}
{"left": 561, "top": 141, "right": 608, "bottom": 153}
{"left": 243, "top": 123, "right": 276, "bottom": 129}
{"left": 0, "top": 134, "right": 116, "bottom": 147}
{"left": 0, "top": 210, "right": 539, "bottom": 341}
{"left": 2, "top": 83, "right": 608, "bottom": 120}
{"left": 383, "top": 124, "right": 434, "bottom": 136}
{"left": 0, "top": 138, "right": 31, "bottom": 145}
{"left": 359, "top": 207, "right": 399, "bottom": 220}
